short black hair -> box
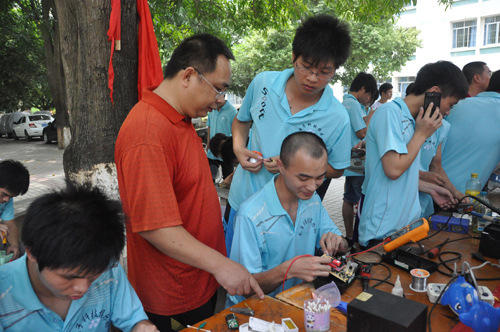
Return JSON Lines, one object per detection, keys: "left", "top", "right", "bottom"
{"left": 370, "top": 89, "right": 379, "bottom": 106}
{"left": 292, "top": 14, "right": 351, "bottom": 69}
{"left": 280, "top": 132, "right": 327, "bottom": 168}
{"left": 22, "top": 181, "right": 125, "bottom": 275}
{"left": 164, "top": 33, "right": 235, "bottom": 79}
{"left": 350, "top": 72, "right": 377, "bottom": 94}
{"left": 410, "top": 61, "right": 468, "bottom": 99}
{"left": 379, "top": 83, "right": 393, "bottom": 94}
{"left": 405, "top": 83, "right": 414, "bottom": 96}
{"left": 0, "top": 159, "right": 29, "bottom": 196}
{"left": 221, "top": 136, "right": 237, "bottom": 164}
{"left": 486, "top": 70, "right": 500, "bottom": 93}
{"left": 463, "top": 61, "right": 487, "bottom": 85}
{"left": 209, "top": 133, "right": 228, "bottom": 158}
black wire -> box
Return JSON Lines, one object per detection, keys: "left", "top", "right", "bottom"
{"left": 350, "top": 250, "right": 382, "bottom": 265}
{"left": 371, "top": 263, "right": 392, "bottom": 288}
{"left": 427, "top": 275, "right": 459, "bottom": 332}
{"left": 423, "top": 196, "right": 472, "bottom": 241}
{"left": 436, "top": 251, "right": 500, "bottom": 281}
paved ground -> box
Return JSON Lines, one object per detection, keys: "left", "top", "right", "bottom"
{"left": 0, "top": 135, "right": 347, "bottom": 233}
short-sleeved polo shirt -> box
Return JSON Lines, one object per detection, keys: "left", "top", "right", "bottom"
{"left": 227, "top": 176, "right": 341, "bottom": 307}
{"left": 343, "top": 93, "right": 367, "bottom": 177}
{"left": 0, "top": 255, "right": 148, "bottom": 332}
{"left": 418, "top": 120, "right": 450, "bottom": 218}
{"left": 228, "top": 69, "right": 351, "bottom": 210}
{"left": 115, "top": 87, "right": 225, "bottom": 315}
{"left": 0, "top": 199, "right": 14, "bottom": 221}
{"left": 359, "top": 98, "right": 421, "bottom": 246}
{"left": 442, "top": 92, "right": 500, "bottom": 193}
{"left": 206, "top": 102, "right": 237, "bottom": 161}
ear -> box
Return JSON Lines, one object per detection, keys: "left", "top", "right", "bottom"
{"left": 25, "top": 247, "right": 37, "bottom": 263}
{"left": 473, "top": 73, "right": 482, "bottom": 84}
{"left": 276, "top": 157, "right": 285, "bottom": 172}
{"left": 181, "top": 67, "right": 197, "bottom": 88}
{"left": 291, "top": 52, "right": 296, "bottom": 64}
{"left": 426, "top": 86, "right": 441, "bottom": 93}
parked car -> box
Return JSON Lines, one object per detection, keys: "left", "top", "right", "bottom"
{"left": 0, "top": 112, "right": 26, "bottom": 138}
{"left": 42, "top": 119, "right": 58, "bottom": 144}
{"left": 12, "top": 114, "right": 53, "bottom": 141}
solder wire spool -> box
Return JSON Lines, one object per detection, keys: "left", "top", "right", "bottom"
{"left": 409, "top": 268, "right": 430, "bottom": 292}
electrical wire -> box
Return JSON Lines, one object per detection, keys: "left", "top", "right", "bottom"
{"left": 427, "top": 274, "right": 459, "bottom": 332}
{"left": 282, "top": 254, "right": 312, "bottom": 291}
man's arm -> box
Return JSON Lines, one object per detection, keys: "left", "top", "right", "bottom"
{"left": 251, "top": 256, "right": 333, "bottom": 295}
{"left": 381, "top": 107, "right": 442, "bottom": 180}
{"left": 139, "top": 226, "right": 264, "bottom": 298}
{"left": 429, "top": 144, "right": 465, "bottom": 200}
{"left": 232, "top": 118, "right": 263, "bottom": 173}
{"left": 131, "top": 321, "right": 159, "bottom": 332}
{"left": 4, "top": 219, "right": 20, "bottom": 259}
{"left": 326, "top": 164, "right": 344, "bottom": 179}
{"left": 419, "top": 180, "right": 457, "bottom": 210}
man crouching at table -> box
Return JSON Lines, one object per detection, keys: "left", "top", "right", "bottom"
{"left": 227, "top": 132, "right": 348, "bottom": 307}
{"left": 0, "top": 181, "right": 158, "bottom": 332}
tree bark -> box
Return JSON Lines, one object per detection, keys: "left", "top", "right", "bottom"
{"left": 55, "top": 0, "right": 138, "bottom": 198}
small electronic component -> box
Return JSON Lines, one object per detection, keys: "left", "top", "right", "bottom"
{"left": 225, "top": 313, "right": 239, "bottom": 330}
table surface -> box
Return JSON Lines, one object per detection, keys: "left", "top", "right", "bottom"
{"left": 277, "top": 229, "right": 500, "bottom": 331}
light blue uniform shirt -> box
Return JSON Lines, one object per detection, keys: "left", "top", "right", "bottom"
{"left": 0, "top": 255, "right": 148, "bottom": 332}
{"left": 228, "top": 69, "right": 351, "bottom": 210}
{"left": 227, "top": 176, "right": 341, "bottom": 307}
{"left": 418, "top": 120, "right": 450, "bottom": 218}
{"left": 206, "top": 101, "right": 237, "bottom": 161}
{"left": 359, "top": 98, "right": 421, "bottom": 246}
{"left": 343, "top": 93, "right": 367, "bottom": 177}
{"left": 0, "top": 199, "right": 14, "bottom": 221}
{"left": 442, "top": 92, "right": 500, "bottom": 193}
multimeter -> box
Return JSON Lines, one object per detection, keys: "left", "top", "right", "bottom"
{"left": 383, "top": 218, "right": 430, "bottom": 252}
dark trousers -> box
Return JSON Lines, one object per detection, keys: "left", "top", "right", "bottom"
{"left": 146, "top": 291, "right": 218, "bottom": 332}
{"left": 316, "top": 179, "right": 331, "bottom": 201}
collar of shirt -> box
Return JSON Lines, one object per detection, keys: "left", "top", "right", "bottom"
{"left": 475, "top": 91, "right": 500, "bottom": 100}
{"left": 142, "top": 86, "right": 187, "bottom": 124}
{"left": 8, "top": 255, "right": 46, "bottom": 311}
{"left": 393, "top": 97, "right": 415, "bottom": 124}
{"left": 270, "top": 68, "right": 335, "bottom": 115}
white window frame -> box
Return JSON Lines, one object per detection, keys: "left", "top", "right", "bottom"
{"left": 452, "top": 20, "right": 477, "bottom": 48}
{"left": 484, "top": 16, "right": 500, "bottom": 46}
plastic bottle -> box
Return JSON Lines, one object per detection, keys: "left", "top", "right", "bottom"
{"left": 476, "top": 192, "right": 492, "bottom": 233}
{"left": 465, "top": 173, "right": 481, "bottom": 215}
{"left": 392, "top": 275, "right": 404, "bottom": 297}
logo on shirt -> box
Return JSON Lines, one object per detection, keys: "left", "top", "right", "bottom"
{"left": 298, "top": 123, "right": 324, "bottom": 137}
{"left": 297, "top": 217, "right": 316, "bottom": 236}
{"left": 258, "top": 88, "right": 268, "bottom": 120}
{"left": 423, "top": 137, "right": 437, "bottom": 150}
{"left": 75, "top": 309, "right": 110, "bottom": 330}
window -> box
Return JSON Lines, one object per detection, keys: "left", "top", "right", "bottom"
{"left": 452, "top": 20, "right": 477, "bottom": 48}
{"left": 484, "top": 16, "right": 500, "bottom": 45}
{"left": 398, "top": 77, "right": 415, "bottom": 98}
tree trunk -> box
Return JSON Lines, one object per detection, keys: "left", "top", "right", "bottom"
{"left": 40, "top": 0, "right": 71, "bottom": 149}
{"left": 55, "top": 0, "right": 138, "bottom": 198}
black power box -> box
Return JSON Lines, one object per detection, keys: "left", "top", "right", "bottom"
{"left": 347, "top": 287, "right": 427, "bottom": 332}
{"left": 479, "top": 223, "right": 500, "bottom": 259}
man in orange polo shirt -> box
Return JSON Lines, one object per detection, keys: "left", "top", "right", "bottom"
{"left": 115, "top": 34, "right": 264, "bottom": 332}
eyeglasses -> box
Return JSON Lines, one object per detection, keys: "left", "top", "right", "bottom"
{"left": 295, "top": 63, "right": 335, "bottom": 81}
{"left": 194, "top": 68, "right": 227, "bottom": 100}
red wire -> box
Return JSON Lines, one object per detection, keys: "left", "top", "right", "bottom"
{"left": 346, "top": 238, "right": 391, "bottom": 259}
{"left": 282, "top": 254, "right": 313, "bottom": 291}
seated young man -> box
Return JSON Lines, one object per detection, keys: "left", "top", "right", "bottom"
{"left": 0, "top": 159, "right": 30, "bottom": 260}
{"left": 358, "top": 61, "right": 468, "bottom": 248}
{"left": 227, "top": 132, "right": 348, "bottom": 307}
{"left": 0, "top": 182, "right": 158, "bottom": 332}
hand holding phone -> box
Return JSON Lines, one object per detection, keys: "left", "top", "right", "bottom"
{"left": 423, "top": 92, "right": 441, "bottom": 118}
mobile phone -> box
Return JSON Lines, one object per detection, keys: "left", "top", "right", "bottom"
{"left": 423, "top": 92, "right": 441, "bottom": 117}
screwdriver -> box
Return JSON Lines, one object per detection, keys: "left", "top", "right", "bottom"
{"left": 428, "top": 237, "right": 450, "bottom": 259}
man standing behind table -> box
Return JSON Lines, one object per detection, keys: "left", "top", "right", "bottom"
{"left": 462, "top": 61, "right": 492, "bottom": 97}
{"left": 226, "top": 14, "right": 352, "bottom": 254}
{"left": 358, "top": 61, "right": 468, "bottom": 248}
{"left": 0, "top": 160, "right": 29, "bottom": 260}
{"left": 341, "top": 72, "right": 377, "bottom": 240}
{"left": 371, "top": 83, "right": 393, "bottom": 110}
{"left": 441, "top": 70, "right": 500, "bottom": 194}
{"left": 227, "top": 132, "right": 348, "bottom": 307}
{"left": 115, "top": 34, "right": 263, "bottom": 332}
{"left": 206, "top": 99, "right": 237, "bottom": 184}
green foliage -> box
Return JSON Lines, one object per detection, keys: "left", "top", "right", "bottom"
{"left": 0, "top": 0, "right": 52, "bottom": 112}
{"left": 230, "top": 29, "right": 294, "bottom": 96}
